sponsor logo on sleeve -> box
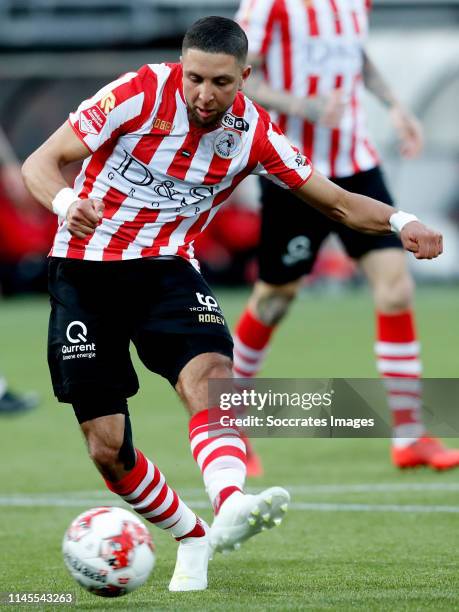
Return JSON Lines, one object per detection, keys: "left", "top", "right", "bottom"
{"left": 100, "top": 92, "right": 116, "bottom": 114}
{"left": 79, "top": 104, "right": 107, "bottom": 135}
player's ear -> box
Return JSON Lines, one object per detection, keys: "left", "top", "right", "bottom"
{"left": 240, "top": 65, "right": 252, "bottom": 89}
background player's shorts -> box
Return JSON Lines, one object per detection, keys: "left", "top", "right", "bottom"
{"left": 258, "top": 166, "right": 403, "bottom": 285}
{"left": 48, "top": 256, "right": 233, "bottom": 403}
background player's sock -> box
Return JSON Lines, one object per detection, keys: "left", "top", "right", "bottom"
{"left": 189, "top": 408, "right": 247, "bottom": 514}
{"left": 375, "top": 310, "right": 425, "bottom": 447}
{"left": 233, "top": 308, "right": 275, "bottom": 379}
{"left": 233, "top": 309, "right": 271, "bottom": 476}
{"left": 105, "top": 449, "right": 203, "bottom": 539}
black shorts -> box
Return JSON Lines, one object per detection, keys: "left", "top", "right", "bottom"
{"left": 258, "top": 166, "right": 403, "bottom": 285}
{"left": 48, "top": 256, "right": 233, "bottom": 403}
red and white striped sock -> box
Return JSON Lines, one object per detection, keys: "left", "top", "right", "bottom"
{"left": 189, "top": 408, "right": 247, "bottom": 514}
{"left": 105, "top": 449, "right": 204, "bottom": 540}
{"left": 375, "top": 310, "right": 425, "bottom": 447}
{"left": 233, "top": 309, "right": 275, "bottom": 379}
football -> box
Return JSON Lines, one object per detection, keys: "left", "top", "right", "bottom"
{"left": 62, "top": 506, "right": 155, "bottom": 597}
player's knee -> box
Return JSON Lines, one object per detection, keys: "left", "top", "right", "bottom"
{"left": 374, "top": 273, "right": 414, "bottom": 312}
{"left": 200, "top": 354, "right": 233, "bottom": 381}
{"left": 251, "top": 287, "right": 298, "bottom": 326}
{"left": 176, "top": 353, "right": 232, "bottom": 409}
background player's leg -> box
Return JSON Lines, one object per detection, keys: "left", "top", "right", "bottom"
{"left": 176, "top": 352, "right": 290, "bottom": 553}
{"left": 233, "top": 280, "right": 301, "bottom": 477}
{"left": 361, "top": 248, "right": 459, "bottom": 470}
{"left": 233, "top": 279, "right": 301, "bottom": 379}
{"left": 78, "top": 410, "right": 209, "bottom": 591}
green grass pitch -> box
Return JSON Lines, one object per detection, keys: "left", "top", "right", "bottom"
{"left": 0, "top": 286, "right": 458, "bottom": 610}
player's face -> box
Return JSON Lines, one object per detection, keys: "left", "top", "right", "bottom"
{"left": 182, "top": 48, "right": 251, "bottom": 127}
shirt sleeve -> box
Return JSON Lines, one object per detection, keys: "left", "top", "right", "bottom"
{"left": 235, "top": 0, "right": 277, "bottom": 58}
{"left": 253, "top": 120, "right": 313, "bottom": 190}
{"left": 68, "top": 65, "right": 156, "bottom": 152}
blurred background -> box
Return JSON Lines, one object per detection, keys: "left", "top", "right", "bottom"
{"left": 0, "top": 0, "right": 458, "bottom": 294}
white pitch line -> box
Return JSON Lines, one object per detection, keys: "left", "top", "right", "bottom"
{"left": 1, "top": 494, "right": 459, "bottom": 513}
{"left": 292, "top": 502, "right": 459, "bottom": 513}
{"left": 56, "top": 482, "right": 459, "bottom": 498}
{"left": 274, "top": 483, "right": 459, "bottom": 494}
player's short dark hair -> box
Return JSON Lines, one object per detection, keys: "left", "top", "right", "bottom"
{"left": 182, "top": 16, "right": 248, "bottom": 65}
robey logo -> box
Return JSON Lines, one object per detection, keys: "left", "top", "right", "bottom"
{"left": 189, "top": 293, "right": 225, "bottom": 325}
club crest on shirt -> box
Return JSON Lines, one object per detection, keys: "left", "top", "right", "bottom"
{"left": 214, "top": 130, "right": 243, "bottom": 160}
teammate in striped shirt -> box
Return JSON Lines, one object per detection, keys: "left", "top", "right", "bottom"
{"left": 22, "top": 17, "right": 442, "bottom": 591}
{"left": 233, "top": 0, "right": 459, "bottom": 472}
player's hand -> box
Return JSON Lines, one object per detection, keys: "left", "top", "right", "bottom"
{"left": 291, "top": 89, "right": 345, "bottom": 128}
{"left": 390, "top": 103, "right": 423, "bottom": 159}
{"left": 400, "top": 221, "right": 442, "bottom": 259}
{"left": 319, "top": 88, "right": 346, "bottom": 128}
{"left": 67, "top": 198, "right": 105, "bottom": 239}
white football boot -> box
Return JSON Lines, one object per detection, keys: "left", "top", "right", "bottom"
{"left": 168, "top": 520, "right": 211, "bottom": 592}
{"left": 210, "top": 487, "right": 290, "bottom": 554}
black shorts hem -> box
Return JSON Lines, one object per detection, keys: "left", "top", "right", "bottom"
{"left": 159, "top": 335, "right": 234, "bottom": 387}
{"left": 53, "top": 384, "right": 139, "bottom": 405}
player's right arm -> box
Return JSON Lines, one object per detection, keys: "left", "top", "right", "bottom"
{"left": 253, "top": 114, "right": 442, "bottom": 261}
{"left": 22, "top": 122, "right": 103, "bottom": 239}
{"left": 294, "top": 171, "right": 442, "bottom": 260}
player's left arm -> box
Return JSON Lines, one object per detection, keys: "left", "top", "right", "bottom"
{"left": 293, "top": 171, "right": 442, "bottom": 260}
{"left": 362, "top": 50, "right": 423, "bottom": 159}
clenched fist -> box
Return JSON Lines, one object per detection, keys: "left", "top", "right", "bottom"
{"left": 67, "top": 199, "right": 105, "bottom": 239}
{"left": 400, "top": 221, "right": 443, "bottom": 260}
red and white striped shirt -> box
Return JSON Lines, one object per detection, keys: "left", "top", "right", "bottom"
{"left": 52, "top": 63, "right": 312, "bottom": 263}
{"left": 236, "top": 0, "right": 379, "bottom": 178}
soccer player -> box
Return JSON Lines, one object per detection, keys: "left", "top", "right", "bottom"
{"left": 233, "top": 0, "right": 459, "bottom": 471}
{"left": 22, "top": 17, "right": 441, "bottom": 591}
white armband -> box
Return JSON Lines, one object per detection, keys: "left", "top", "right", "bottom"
{"left": 389, "top": 211, "right": 418, "bottom": 234}
{"left": 51, "top": 188, "right": 78, "bottom": 218}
